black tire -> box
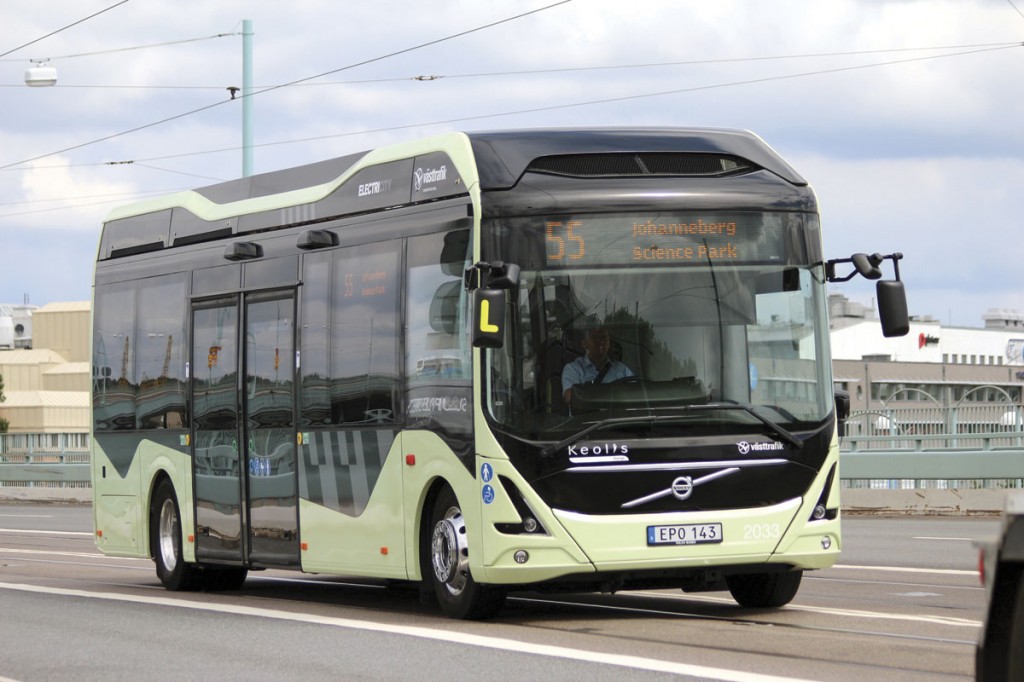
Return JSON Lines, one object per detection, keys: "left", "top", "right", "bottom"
{"left": 726, "top": 570, "right": 803, "bottom": 608}
{"left": 152, "top": 479, "right": 202, "bottom": 591}
{"left": 425, "top": 486, "right": 506, "bottom": 620}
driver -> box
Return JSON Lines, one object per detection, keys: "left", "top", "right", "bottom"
{"left": 562, "top": 325, "right": 634, "bottom": 405}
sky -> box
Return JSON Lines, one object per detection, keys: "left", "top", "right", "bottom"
{"left": 1, "top": 0, "right": 1022, "bottom": 328}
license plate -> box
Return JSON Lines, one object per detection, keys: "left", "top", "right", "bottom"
{"left": 647, "top": 523, "right": 723, "bottom": 546}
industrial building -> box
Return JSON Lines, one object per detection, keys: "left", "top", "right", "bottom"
{"left": 831, "top": 292, "right": 1024, "bottom": 413}
{"left": 0, "top": 302, "right": 90, "bottom": 433}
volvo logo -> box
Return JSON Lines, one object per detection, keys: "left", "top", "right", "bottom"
{"left": 671, "top": 476, "right": 694, "bottom": 500}
{"left": 622, "top": 467, "right": 740, "bottom": 509}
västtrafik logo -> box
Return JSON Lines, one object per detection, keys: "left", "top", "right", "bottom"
{"left": 737, "top": 440, "right": 784, "bottom": 455}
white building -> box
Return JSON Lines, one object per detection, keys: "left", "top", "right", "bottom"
{"left": 828, "top": 295, "right": 1024, "bottom": 418}
{"left": 830, "top": 296, "right": 1024, "bottom": 368}
{"left": 0, "top": 304, "right": 36, "bottom": 350}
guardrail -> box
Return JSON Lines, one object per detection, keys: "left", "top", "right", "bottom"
{"left": 2, "top": 418, "right": 1023, "bottom": 491}
{"left": 0, "top": 433, "right": 90, "bottom": 488}
{"left": 841, "top": 406, "right": 1024, "bottom": 486}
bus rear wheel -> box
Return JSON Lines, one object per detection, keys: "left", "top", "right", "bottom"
{"left": 726, "top": 570, "right": 803, "bottom": 608}
{"left": 426, "top": 486, "right": 506, "bottom": 620}
{"left": 152, "top": 479, "right": 202, "bottom": 591}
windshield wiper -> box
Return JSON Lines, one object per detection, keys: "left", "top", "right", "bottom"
{"left": 538, "top": 402, "right": 803, "bottom": 459}
{"left": 684, "top": 402, "right": 803, "bottom": 450}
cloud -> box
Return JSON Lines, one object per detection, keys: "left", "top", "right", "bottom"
{"left": 16, "top": 156, "right": 134, "bottom": 231}
{"left": 0, "top": 0, "right": 1021, "bottom": 328}
{"left": 794, "top": 152, "right": 1023, "bottom": 325}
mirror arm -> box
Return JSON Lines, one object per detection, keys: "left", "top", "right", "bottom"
{"left": 889, "top": 252, "right": 903, "bottom": 280}
{"left": 825, "top": 252, "right": 903, "bottom": 283}
{"left": 464, "top": 261, "right": 520, "bottom": 290}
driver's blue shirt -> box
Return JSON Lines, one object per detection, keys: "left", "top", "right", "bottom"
{"left": 561, "top": 356, "right": 634, "bottom": 394}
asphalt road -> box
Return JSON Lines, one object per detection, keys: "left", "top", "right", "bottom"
{"left": 0, "top": 505, "right": 999, "bottom": 682}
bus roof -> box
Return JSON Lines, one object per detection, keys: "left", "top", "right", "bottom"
{"left": 98, "top": 127, "right": 808, "bottom": 261}
{"left": 466, "top": 127, "right": 806, "bottom": 189}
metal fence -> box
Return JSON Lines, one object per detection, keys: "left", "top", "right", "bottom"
{"left": 841, "top": 405, "right": 1024, "bottom": 489}
{"left": 842, "top": 404, "right": 1024, "bottom": 451}
{"left": 0, "top": 432, "right": 91, "bottom": 488}
{"left": 2, "top": 412, "right": 1023, "bottom": 492}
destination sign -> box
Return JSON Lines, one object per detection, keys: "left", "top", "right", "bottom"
{"left": 542, "top": 213, "right": 786, "bottom": 267}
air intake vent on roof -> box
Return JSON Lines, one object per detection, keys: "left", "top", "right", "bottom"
{"left": 527, "top": 153, "right": 756, "bottom": 178}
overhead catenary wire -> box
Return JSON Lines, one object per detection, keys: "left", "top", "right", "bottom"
{"left": 0, "top": 32, "right": 239, "bottom": 64}
{"left": 0, "top": 0, "right": 573, "bottom": 171}
{"left": 4, "top": 40, "right": 1019, "bottom": 178}
{"left": 0, "top": 38, "right": 1017, "bottom": 222}
{"left": 154, "top": 43, "right": 1018, "bottom": 160}
{"left": 0, "top": 0, "right": 132, "bottom": 59}
{"left": 0, "top": 39, "right": 1019, "bottom": 219}
{"left": 0, "top": 186, "right": 186, "bottom": 208}
{"left": 2, "top": 40, "right": 1017, "bottom": 90}
{"left": 0, "top": 187, "right": 190, "bottom": 219}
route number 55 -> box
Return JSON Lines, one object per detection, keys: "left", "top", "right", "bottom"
{"left": 546, "top": 220, "right": 585, "bottom": 262}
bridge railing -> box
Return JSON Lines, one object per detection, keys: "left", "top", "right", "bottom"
{"left": 2, "top": 413, "right": 1022, "bottom": 491}
{"left": 841, "top": 405, "right": 1024, "bottom": 486}
{"left": 842, "top": 405, "right": 1024, "bottom": 450}
{"left": 0, "top": 432, "right": 91, "bottom": 488}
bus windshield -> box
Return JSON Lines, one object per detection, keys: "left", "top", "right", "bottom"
{"left": 481, "top": 211, "right": 834, "bottom": 439}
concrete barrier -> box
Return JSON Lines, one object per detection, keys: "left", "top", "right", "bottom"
{"left": 0, "top": 487, "right": 91, "bottom": 504}
{"left": 0, "top": 485, "right": 1007, "bottom": 515}
{"left": 841, "top": 488, "right": 1007, "bottom": 515}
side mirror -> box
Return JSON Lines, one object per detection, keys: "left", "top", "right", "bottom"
{"left": 466, "top": 261, "right": 519, "bottom": 349}
{"left": 834, "top": 389, "right": 851, "bottom": 439}
{"left": 826, "top": 251, "right": 909, "bottom": 337}
{"left": 877, "top": 279, "right": 909, "bottom": 338}
{"left": 471, "top": 288, "right": 505, "bottom": 348}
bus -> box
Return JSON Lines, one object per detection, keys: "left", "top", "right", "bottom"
{"left": 91, "top": 127, "right": 909, "bottom": 619}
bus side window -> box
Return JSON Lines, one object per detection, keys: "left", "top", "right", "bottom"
{"left": 92, "top": 282, "right": 137, "bottom": 431}
{"left": 405, "top": 230, "right": 473, "bottom": 450}
{"left": 330, "top": 241, "right": 401, "bottom": 425}
{"left": 299, "top": 252, "right": 331, "bottom": 426}
{"left": 136, "top": 273, "right": 188, "bottom": 430}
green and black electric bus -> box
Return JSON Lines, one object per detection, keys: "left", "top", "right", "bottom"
{"left": 91, "top": 128, "right": 908, "bottom": 618}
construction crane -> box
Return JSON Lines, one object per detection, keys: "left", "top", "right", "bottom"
{"left": 119, "top": 335, "right": 130, "bottom": 385}
{"left": 162, "top": 335, "right": 173, "bottom": 381}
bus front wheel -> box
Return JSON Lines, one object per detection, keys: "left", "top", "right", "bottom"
{"left": 426, "top": 486, "right": 506, "bottom": 619}
{"left": 726, "top": 570, "right": 802, "bottom": 608}
{"left": 152, "top": 479, "right": 201, "bottom": 591}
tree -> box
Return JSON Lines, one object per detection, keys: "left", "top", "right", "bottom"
{"left": 0, "top": 372, "right": 7, "bottom": 433}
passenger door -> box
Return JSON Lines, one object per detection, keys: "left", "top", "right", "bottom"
{"left": 192, "top": 291, "right": 299, "bottom": 567}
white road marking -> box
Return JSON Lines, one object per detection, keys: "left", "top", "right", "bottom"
{"left": 0, "top": 528, "right": 93, "bottom": 537}
{"left": 0, "top": 548, "right": 115, "bottom": 559}
{"left": 623, "top": 591, "right": 982, "bottom": 628}
{"left": 912, "top": 536, "right": 972, "bottom": 542}
{"left": 833, "top": 564, "right": 977, "bottom": 577}
{"left": 0, "top": 581, "right": 819, "bottom": 682}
